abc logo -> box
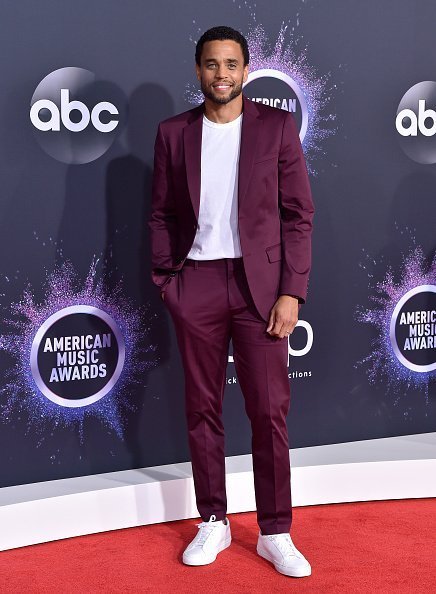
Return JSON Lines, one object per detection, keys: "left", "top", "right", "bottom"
{"left": 30, "top": 89, "right": 119, "bottom": 133}
{"left": 395, "top": 81, "right": 436, "bottom": 164}
{"left": 30, "top": 67, "right": 126, "bottom": 164}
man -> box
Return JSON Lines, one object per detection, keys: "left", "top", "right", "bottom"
{"left": 148, "top": 26, "right": 315, "bottom": 578}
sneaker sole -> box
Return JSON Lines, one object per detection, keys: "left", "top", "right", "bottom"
{"left": 182, "top": 536, "right": 232, "bottom": 566}
{"left": 257, "top": 544, "right": 311, "bottom": 577}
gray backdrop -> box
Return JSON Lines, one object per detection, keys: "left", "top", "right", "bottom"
{"left": 0, "top": 0, "right": 434, "bottom": 488}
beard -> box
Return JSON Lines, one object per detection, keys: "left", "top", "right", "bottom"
{"left": 201, "top": 79, "right": 244, "bottom": 105}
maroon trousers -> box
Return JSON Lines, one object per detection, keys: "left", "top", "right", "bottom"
{"left": 162, "top": 257, "right": 292, "bottom": 535}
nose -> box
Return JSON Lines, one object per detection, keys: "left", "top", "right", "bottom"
{"left": 215, "top": 63, "right": 227, "bottom": 79}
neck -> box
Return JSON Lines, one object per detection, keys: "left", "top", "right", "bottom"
{"left": 203, "top": 95, "right": 243, "bottom": 124}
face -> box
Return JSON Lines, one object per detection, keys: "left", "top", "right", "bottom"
{"left": 196, "top": 39, "right": 249, "bottom": 105}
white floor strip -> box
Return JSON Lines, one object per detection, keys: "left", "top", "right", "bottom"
{"left": 1, "top": 432, "right": 435, "bottom": 551}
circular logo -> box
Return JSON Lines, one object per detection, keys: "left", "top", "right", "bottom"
{"left": 390, "top": 285, "right": 436, "bottom": 373}
{"left": 243, "top": 69, "right": 308, "bottom": 141}
{"left": 395, "top": 81, "right": 436, "bottom": 164}
{"left": 30, "top": 305, "right": 125, "bottom": 407}
{"left": 30, "top": 67, "right": 126, "bottom": 164}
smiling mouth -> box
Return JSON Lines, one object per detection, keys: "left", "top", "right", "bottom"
{"left": 212, "top": 83, "right": 233, "bottom": 90}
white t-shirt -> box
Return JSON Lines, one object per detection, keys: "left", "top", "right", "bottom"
{"left": 187, "top": 113, "right": 243, "bottom": 259}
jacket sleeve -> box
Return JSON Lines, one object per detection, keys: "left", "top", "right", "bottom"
{"left": 278, "top": 111, "right": 315, "bottom": 304}
{"left": 148, "top": 123, "right": 178, "bottom": 287}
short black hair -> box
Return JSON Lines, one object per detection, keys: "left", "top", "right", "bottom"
{"left": 195, "top": 26, "right": 249, "bottom": 66}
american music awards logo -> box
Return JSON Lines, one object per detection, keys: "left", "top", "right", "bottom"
{"left": 0, "top": 258, "right": 155, "bottom": 440}
{"left": 390, "top": 285, "right": 436, "bottom": 374}
{"left": 30, "top": 304, "right": 125, "bottom": 408}
{"left": 185, "top": 20, "right": 337, "bottom": 175}
{"left": 243, "top": 68, "right": 308, "bottom": 142}
{"left": 356, "top": 241, "right": 436, "bottom": 401}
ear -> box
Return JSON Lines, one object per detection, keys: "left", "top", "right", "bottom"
{"left": 243, "top": 63, "right": 249, "bottom": 84}
{"left": 195, "top": 63, "right": 201, "bottom": 81}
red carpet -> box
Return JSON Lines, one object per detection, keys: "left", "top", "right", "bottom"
{"left": 1, "top": 499, "right": 435, "bottom": 593}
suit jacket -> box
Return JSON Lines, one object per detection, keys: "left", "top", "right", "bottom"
{"left": 148, "top": 94, "right": 315, "bottom": 322}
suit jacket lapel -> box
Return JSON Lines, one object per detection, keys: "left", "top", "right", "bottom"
{"left": 238, "top": 95, "right": 262, "bottom": 210}
{"left": 183, "top": 104, "right": 203, "bottom": 219}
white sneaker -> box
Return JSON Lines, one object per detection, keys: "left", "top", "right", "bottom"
{"left": 182, "top": 514, "right": 231, "bottom": 566}
{"left": 257, "top": 532, "right": 311, "bottom": 577}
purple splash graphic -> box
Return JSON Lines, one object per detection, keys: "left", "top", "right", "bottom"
{"left": 185, "top": 8, "right": 337, "bottom": 175}
{"left": 356, "top": 243, "right": 436, "bottom": 402}
{"left": 0, "top": 257, "right": 157, "bottom": 443}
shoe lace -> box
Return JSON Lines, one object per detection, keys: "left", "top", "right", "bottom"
{"left": 268, "top": 534, "right": 300, "bottom": 559}
{"left": 194, "top": 514, "right": 220, "bottom": 547}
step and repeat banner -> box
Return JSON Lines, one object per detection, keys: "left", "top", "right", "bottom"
{"left": 0, "top": 0, "right": 434, "bottom": 488}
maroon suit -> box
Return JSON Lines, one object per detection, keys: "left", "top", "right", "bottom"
{"left": 149, "top": 94, "right": 314, "bottom": 535}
